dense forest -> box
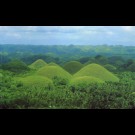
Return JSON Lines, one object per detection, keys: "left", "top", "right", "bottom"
{"left": 1, "top": 44, "right": 135, "bottom": 109}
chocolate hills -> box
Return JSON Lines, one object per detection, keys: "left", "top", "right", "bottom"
{"left": 74, "top": 63, "right": 119, "bottom": 82}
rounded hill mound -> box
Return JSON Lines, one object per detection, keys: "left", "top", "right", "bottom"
{"left": 69, "top": 76, "right": 104, "bottom": 91}
{"left": 36, "top": 66, "right": 72, "bottom": 84}
{"left": 74, "top": 63, "right": 119, "bottom": 82}
{"left": 29, "top": 59, "right": 47, "bottom": 70}
{"left": 17, "top": 75, "right": 54, "bottom": 89}
{"left": 63, "top": 61, "right": 83, "bottom": 74}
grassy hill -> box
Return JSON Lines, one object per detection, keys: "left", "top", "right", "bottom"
{"left": 29, "top": 59, "right": 47, "bottom": 70}
{"left": 36, "top": 66, "right": 72, "bottom": 84}
{"left": 69, "top": 76, "right": 104, "bottom": 91}
{"left": 16, "top": 75, "right": 54, "bottom": 89}
{"left": 74, "top": 63, "right": 119, "bottom": 82}
{"left": 48, "top": 62, "right": 59, "bottom": 66}
{"left": 63, "top": 61, "right": 83, "bottom": 74}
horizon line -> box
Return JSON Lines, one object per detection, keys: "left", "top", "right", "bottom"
{"left": 0, "top": 44, "right": 134, "bottom": 46}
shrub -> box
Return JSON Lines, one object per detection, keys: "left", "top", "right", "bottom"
{"left": 2, "top": 60, "right": 29, "bottom": 73}
{"left": 69, "top": 76, "right": 104, "bottom": 92}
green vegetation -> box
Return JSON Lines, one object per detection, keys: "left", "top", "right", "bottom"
{"left": 1, "top": 71, "right": 135, "bottom": 109}
{"left": 1, "top": 45, "right": 135, "bottom": 109}
{"left": 69, "top": 76, "right": 104, "bottom": 91}
{"left": 48, "top": 62, "right": 59, "bottom": 66}
{"left": 29, "top": 59, "right": 47, "bottom": 70}
{"left": 104, "top": 64, "right": 117, "bottom": 72}
{"left": 15, "top": 75, "right": 54, "bottom": 89}
{"left": 63, "top": 61, "right": 83, "bottom": 74}
{"left": 74, "top": 64, "right": 119, "bottom": 82}
{"left": 0, "top": 73, "right": 3, "bottom": 78}
{"left": 36, "top": 66, "right": 72, "bottom": 85}
{"left": 1, "top": 59, "right": 29, "bottom": 73}
{"left": 37, "top": 66, "right": 72, "bottom": 79}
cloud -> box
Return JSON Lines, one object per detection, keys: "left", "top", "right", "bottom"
{"left": 0, "top": 26, "right": 135, "bottom": 45}
{"left": 6, "top": 32, "right": 21, "bottom": 38}
{"left": 106, "top": 31, "right": 114, "bottom": 35}
{"left": 121, "top": 26, "right": 134, "bottom": 32}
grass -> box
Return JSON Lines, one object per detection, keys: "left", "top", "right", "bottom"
{"left": 29, "top": 59, "right": 47, "bottom": 70}
{"left": 74, "top": 63, "right": 119, "bottom": 82}
{"left": 15, "top": 75, "right": 54, "bottom": 89}
{"left": 36, "top": 65, "right": 72, "bottom": 82}
{"left": 48, "top": 62, "right": 59, "bottom": 66}
{"left": 0, "top": 73, "right": 3, "bottom": 78}
{"left": 63, "top": 61, "right": 83, "bottom": 74}
{"left": 69, "top": 76, "right": 104, "bottom": 91}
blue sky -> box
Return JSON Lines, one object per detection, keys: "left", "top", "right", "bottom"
{"left": 0, "top": 26, "right": 135, "bottom": 45}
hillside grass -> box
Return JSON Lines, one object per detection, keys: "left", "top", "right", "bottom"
{"left": 74, "top": 63, "right": 119, "bottom": 82}
{"left": 29, "top": 59, "right": 47, "bottom": 70}
{"left": 15, "top": 75, "right": 54, "bottom": 89}
{"left": 36, "top": 66, "right": 72, "bottom": 85}
{"left": 48, "top": 62, "right": 59, "bottom": 66}
{"left": 63, "top": 61, "right": 83, "bottom": 74}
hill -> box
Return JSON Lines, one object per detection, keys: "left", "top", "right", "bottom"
{"left": 36, "top": 66, "right": 72, "bottom": 85}
{"left": 29, "top": 59, "right": 47, "bottom": 70}
{"left": 2, "top": 60, "right": 29, "bottom": 73}
{"left": 63, "top": 61, "right": 83, "bottom": 74}
{"left": 48, "top": 62, "right": 59, "bottom": 66}
{"left": 74, "top": 63, "right": 119, "bottom": 82}
{"left": 16, "top": 75, "right": 54, "bottom": 89}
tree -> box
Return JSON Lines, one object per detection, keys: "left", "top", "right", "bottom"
{"left": 95, "top": 55, "right": 108, "bottom": 65}
{"left": 127, "top": 62, "right": 135, "bottom": 72}
{"left": 2, "top": 59, "right": 29, "bottom": 73}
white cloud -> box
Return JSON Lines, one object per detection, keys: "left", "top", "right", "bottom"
{"left": 6, "top": 32, "right": 21, "bottom": 38}
{"left": 121, "top": 26, "right": 134, "bottom": 31}
{"left": 0, "top": 26, "right": 135, "bottom": 45}
{"left": 106, "top": 31, "right": 114, "bottom": 35}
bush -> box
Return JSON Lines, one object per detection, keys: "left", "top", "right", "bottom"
{"left": 69, "top": 76, "right": 104, "bottom": 92}
{"left": 2, "top": 60, "right": 29, "bottom": 73}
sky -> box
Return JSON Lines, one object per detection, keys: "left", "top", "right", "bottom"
{"left": 0, "top": 26, "right": 135, "bottom": 45}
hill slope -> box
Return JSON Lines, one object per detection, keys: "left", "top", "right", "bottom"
{"left": 74, "top": 63, "right": 119, "bottom": 82}
{"left": 63, "top": 61, "right": 83, "bottom": 74}
{"left": 36, "top": 66, "right": 72, "bottom": 84}
{"left": 16, "top": 75, "right": 54, "bottom": 89}
{"left": 48, "top": 62, "right": 59, "bottom": 66}
{"left": 29, "top": 59, "right": 47, "bottom": 70}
